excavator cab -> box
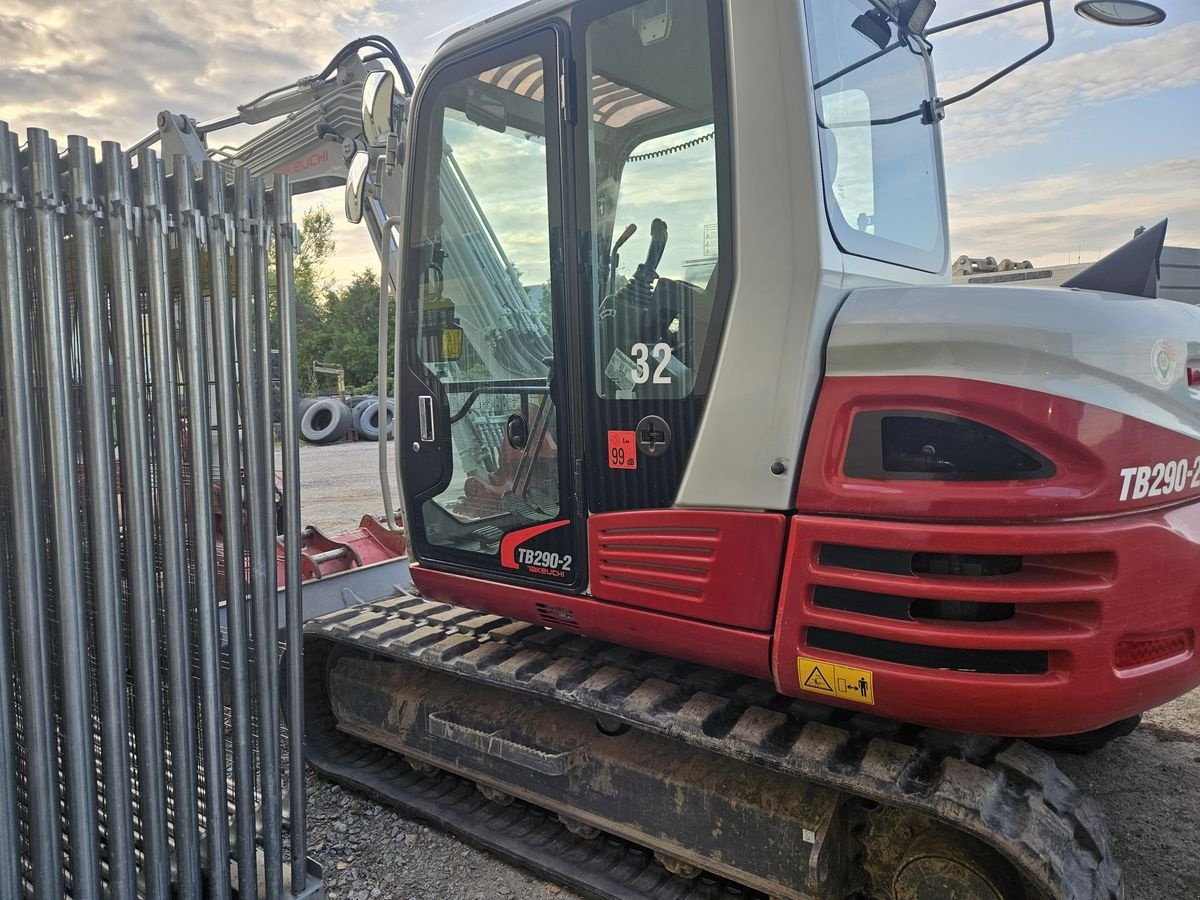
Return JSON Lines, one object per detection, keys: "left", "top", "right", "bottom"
{"left": 387, "top": 0, "right": 961, "bottom": 616}
{"left": 393, "top": 0, "right": 738, "bottom": 588}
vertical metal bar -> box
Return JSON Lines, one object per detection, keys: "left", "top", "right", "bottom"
{"left": 101, "top": 139, "right": 171, "bottom": 899}
{"left": 0, "top": 485, "right": 16, "bottom": 900}
{"left": 0, "top": 125, "right": 65, "bottom": 899}
{"left": 67, "top": 135, "right": 138, "bottom": 900}
{"left": 235, "top": 167, "right": 284, "bottom": 898}
{"left": 29, "top": 127, "right": 103, "bottom": 898}
{"left": 0, "top": 121, "right": 32, "bottom": 900}
{"left": 204, "top": 159, "right": 259, "bottom": 899}
{"left": 377, "top": 217, "right": 403, "bottom": 530}
{"left": 173, "top": 154, "right": 232, "bottom": 900}
{"left": 138, "top": 147, "right": 203, "bottom": 897}
{"left": 274, "top": 174, "right": 307, "bottom": 893}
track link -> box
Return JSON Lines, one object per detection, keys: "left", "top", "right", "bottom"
{"left": 303, "top": 593, "right": 1122, "bottom": 900}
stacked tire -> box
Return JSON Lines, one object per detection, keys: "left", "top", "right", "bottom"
{"left": 350, "top": 395, "right": 377, "bottom": 436}
{"left": 300, "top": 397, "right": 354, "bottom": 445}
{"left": 356, "top": 398, "right": 394, "bottom": 441}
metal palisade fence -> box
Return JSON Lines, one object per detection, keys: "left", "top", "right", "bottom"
{"left": 0, "top": 121, "right": 318, "bottom": 898}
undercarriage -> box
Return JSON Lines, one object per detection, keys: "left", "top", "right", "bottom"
{"left": 304, "top": 592, "right": 1121, "bottom": 900}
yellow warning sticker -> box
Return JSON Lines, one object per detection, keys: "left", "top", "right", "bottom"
{"left": 796, "top": 656, "right": 874, "bottom": 705}
{"left": 441, "top": 326, "right": 464, "bottom": 361}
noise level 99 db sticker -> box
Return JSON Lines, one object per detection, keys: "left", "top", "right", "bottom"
{"left": 796, "top": 656, "right": 874, "bottom": 705}
{"left": 608, "top": 430, "right": 637, "bottom": 469}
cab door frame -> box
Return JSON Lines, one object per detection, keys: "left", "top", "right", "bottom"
{"left": 395, "top": 22, "right": 590, "bottom": 592}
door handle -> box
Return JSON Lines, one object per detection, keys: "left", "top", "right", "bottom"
{"left": 418, "top": 394, "right": 435, "bottom": 442}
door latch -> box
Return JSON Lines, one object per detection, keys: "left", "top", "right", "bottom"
{"left": 418, "top": 395, "right": 436, "bottom": 442}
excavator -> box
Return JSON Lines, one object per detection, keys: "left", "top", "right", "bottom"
{"left": 147, "top": 1, "right": 1199, "bottom": 897}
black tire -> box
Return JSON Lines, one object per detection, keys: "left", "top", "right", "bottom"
{"left": 300, "top": 398, "right": 353, "bottom": 444}
{"left": 357, "top": 399, "right": 394, "bottom": 441}
{"left": 352, "top": 395, "right": 377, "bottom": 435}
{"left": 1029, "top": 714, "right": 1141, "bottom": 755}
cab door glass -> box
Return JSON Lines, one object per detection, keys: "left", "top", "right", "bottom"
{"left": 586, "top": 0, "right": 726, "bottom": 401}
{"left": 407, "top": 52, "right": 567, "bottom": 566}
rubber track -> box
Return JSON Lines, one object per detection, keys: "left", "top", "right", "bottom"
{"left": 305, "top": 637, "right": 762, "bottom": 900}
{"left": 304, "top": 594, "right": 1123, "bottom": 900}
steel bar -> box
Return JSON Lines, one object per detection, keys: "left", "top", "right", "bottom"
{"left": 0, "top": 122, "right": 31, "bottom": 900}
{"left": 0, "top": 125, "right": 308, "bottom": 896}
{"left": 29, "top": 127, "right": 104, "bottom": 898}
{"left": 235, "top": 166, "right": 284, "bottom": 898}
{"left": 139, "top": 147, "right": 204, "bottom": 898}
{"left": 173, "top": 154, "right": 234, "bottom": 900}
{"left": 274, "top": 173, "right": 308, "bottom": 893}
{"left": 67, "top": 135, "right": 138, "bottom": 900}
{"left": 0, "top": 125, "right": 65, "bottom": 898}
{"left": 101, "top": 139, "right": 172, "bottom": 899}
{"left": 377, "top": 216, "right": 402, "bottom": 530}
{"left": 0, "top": 514, "right": 15, "bottom": 899}
{"left": 204, "top": 159, "right": 259, "bottom": 899}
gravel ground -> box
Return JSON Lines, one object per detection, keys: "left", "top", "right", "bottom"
{"left": 293, "top": 440, "right": 1200, "bottom": 900}
{"left": 304, "top": 769, "right": 579, "bottom": 900}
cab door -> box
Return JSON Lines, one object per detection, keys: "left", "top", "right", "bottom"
{"left": 396, "top": 28, "right": 584, "bottom": 589}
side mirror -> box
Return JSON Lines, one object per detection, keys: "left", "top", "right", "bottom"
{"left": 345, "top": 151, "right": 370, "bottom": 224}
{"left": 361, "top": 70, "right": 396, "bottom": 147}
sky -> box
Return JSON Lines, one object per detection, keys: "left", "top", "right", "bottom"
{"left": 1, "top": 0, "right": 1197, "bottom": 281}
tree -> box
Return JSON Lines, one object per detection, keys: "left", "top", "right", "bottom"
{"left": 272, "top": 205, "right": 392, "bottom": 394}
{"left": 322, "top": 268, "right": 391, "bottom": 390}
{"left": 272, "top": 205, "right": 335, "bottom": 390}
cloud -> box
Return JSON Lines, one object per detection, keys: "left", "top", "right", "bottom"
{"left": 0, "top": 0, "right": 373, "bottom": 147}
{"left": 949, "top": 156, "right": 1200, "bottom": 263}
{"left": 2, "top": 0, "right": 1195, "bottom": 287}
{"left": 939, "top": 19, "right": 1200, "bottom": 162}
{"left": 937, "top": 0, "right": 1092, "bottom": 43}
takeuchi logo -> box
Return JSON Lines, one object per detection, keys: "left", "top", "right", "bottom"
{"left": 1151, "top": 338, "right": 1177, "bottom": 387}
{"left": 275, "top": 148, "right": 329, "bottom": 176}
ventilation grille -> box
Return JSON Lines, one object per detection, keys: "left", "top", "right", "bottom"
{"left": 593, "top": 527, "right": 718, "bottom": 603}
{"left": 807, "top": 628, "right": 1048, "bottom": 676}
{"left": 813, "top": 585, "right": 1015, "bottom": 623}
{"left": 819, "top": 545, "right": 1023, "bottom": 578}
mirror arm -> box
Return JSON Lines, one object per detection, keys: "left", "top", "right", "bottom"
{"left": 928, "top": 0, "right": 1054, "bottom": 113}
{"left": 814, "top": 40, "right": 903, "bottom": 91}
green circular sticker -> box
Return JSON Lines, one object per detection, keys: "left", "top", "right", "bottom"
{"left": 1151, "top": 338, "right": 1177, "bottom": 386}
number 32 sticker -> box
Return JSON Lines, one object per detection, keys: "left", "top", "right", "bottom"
{"left": 631, "top": 342, "right": 672, "bottom": 384}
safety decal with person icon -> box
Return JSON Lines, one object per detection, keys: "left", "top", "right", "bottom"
{"left": 796, "top": 657, "right": 875, "bottom": 706}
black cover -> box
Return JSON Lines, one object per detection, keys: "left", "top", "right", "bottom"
{"left": 1062, "top": 218, "right": 1168, "bottom": 299}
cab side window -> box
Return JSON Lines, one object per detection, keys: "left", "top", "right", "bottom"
{"left": 585, "top": 0, "right": 728, "bottom": 400}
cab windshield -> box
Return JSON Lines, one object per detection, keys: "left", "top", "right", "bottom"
{"left": 803, "top": 0, "right": 947, "bottom": 273}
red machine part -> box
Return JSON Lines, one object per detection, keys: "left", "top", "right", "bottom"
{"left": 415, "top": 487, "right": 1200, "bottom": 736}
{"left": 783, "top": 373, "right": 1200, "bottom": 734}
{"left": 587, "top": 509, "right": 786, "bottom": 631}
{"left": 411, "top": 566, "right": 773, "bottom": 680}
{"left": 773, "top": 507, "right": 1200, "bottom": 736}
{"left": 276, "top": 515, "right": 408, "bottom": 585}
{"left": 796, "top": 375, "right": 1200, "bottom": 520}
{"left": 219, "top": 515, "right": 406, "bottom": 598}
{"left": 412, "top": 372, "right": 1200, "bottom": 737}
